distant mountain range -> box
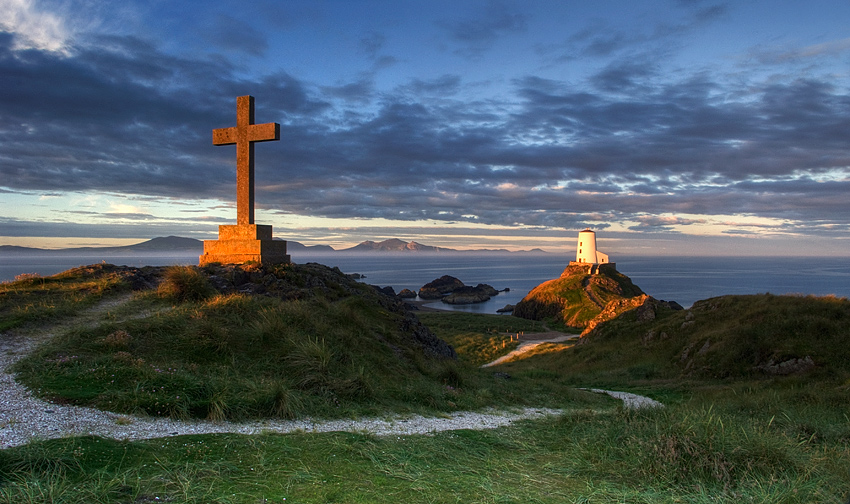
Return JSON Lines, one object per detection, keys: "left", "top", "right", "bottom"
{"left": 0, "top": 236, "right": 547, "bottom": 255}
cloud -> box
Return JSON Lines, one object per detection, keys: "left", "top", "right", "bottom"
{"left": 1, "top": 19, "right": 850, "bottom": 243}
{"left": 358, "top": 31, "right": 385, "bottom": 58}
{"left": 629, "top": 215, "right": 708, "bottom": 232}
{"left": 405, "top": 75, "right": 462, "bottom": 96}
{"left": 438, "top": 1, "right": 527, "bottom": 57}
{"left": 750, "top": 36, "right": 850, "bottom": 65}
{"left": 202, "top": 14, "right": 268, "bottom": 57}
{"left": 0, "top": 0, "right": 70, "bottom": 53}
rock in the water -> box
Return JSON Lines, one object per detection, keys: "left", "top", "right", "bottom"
{"left": 442, "top": 284, "right": 499, "bottom": 304}
{"left": 419, "top": 275, "right": 465, "bottom": 299}
{"left": 397, "top": 288, "right": 417, "bottom": 299}
{"left": 497, "top": 304, "right": 515, "bottom": 313}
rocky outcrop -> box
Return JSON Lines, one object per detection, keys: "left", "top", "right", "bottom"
{"left": 418, "top": 276, "right": 500, "bottom": 304}
{"left": 442, "top": 284, "right": 499, "bottom": 304}
{"left": 514, "top": 264, "right": 649, "bottom": 330}
{"left": 400, "top": 313, "right": 457, "bottom": 359}
{"left": 581, "top": 294, "right": 658, "bottom": 337}
{"left": 756, "top": 356, "right": 815, "bottom": 375}
{"left": 418, "top": 275, "right": 466, "bottom": 299}
{"left": 397, "top": 288, "right": 417, "bottom": 299}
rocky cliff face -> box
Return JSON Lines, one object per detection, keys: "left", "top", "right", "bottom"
{"left": 513, "top": 264, "right": 651, "bottom": 331}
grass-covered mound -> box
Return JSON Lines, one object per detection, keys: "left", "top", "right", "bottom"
{"left": 10, "top": 262, "right": 471, "bottom": 420}
{"left": 503, "top": 293, "right": 850, "bottom": 385}
{"left": 513, "top": 264, "right": 646, "bottom": 330}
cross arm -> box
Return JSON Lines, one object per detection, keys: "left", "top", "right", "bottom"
{"left": 248, "top": 122, "right": 280, "bottom": 142}
{"left": 212, "top": 127, "right": 237, "bottom": 146}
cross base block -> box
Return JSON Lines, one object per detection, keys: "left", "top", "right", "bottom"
{"left": 199, "top": 224, "right": 290, "bottom": 265}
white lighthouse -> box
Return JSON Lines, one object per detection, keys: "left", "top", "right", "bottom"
{"left": 574, "top": 229, "right": 609, "bottom": 264}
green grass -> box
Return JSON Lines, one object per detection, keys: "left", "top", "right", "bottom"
{"left": 418, "top": 312, "right": 551, "bottom": 366}
{"left": 513, "top": 293, "right": 850, "bottom": 387}
{"left": 13, "top": 291, "right": 467, "bottom": 420}
{"left": 0, "top": 265, "right": 130, "bottom": 331}
{"left": 1, "top": 394, "right": 847, "bottom": 503}
{"left": 10, "top": 265, "right": 586, "bottom": 421}
{"left": 4, "top": 271, "right": 850, "bottom": 503}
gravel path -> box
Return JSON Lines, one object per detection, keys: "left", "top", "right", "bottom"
{"left": 482, "top": 332, "right": 578, "bottom": 367}
{"left": 1, "top": 297, "right": 659, "bottom": 450}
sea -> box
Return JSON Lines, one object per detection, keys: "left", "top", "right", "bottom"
{"left": 2, "top": 252, "right": 849, "bottom": 312}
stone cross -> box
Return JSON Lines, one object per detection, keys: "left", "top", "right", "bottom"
{"left": 212, "top": 95, "right": 280, "bottom": 226}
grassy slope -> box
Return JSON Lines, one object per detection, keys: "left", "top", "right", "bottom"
{"left": 509, "top": 293, "right": 850, "bottom": 386}
{"left": 0, "top": 266, "right": 130, "bottom": 331}
{"left": 2, "top": 268, "right": 849, "bottom": 503}
{"left": 9, "top": 264, "right": 474, "bottom": 420}
{"left": 417, "top": 311, "right": 548, "bottom": 366}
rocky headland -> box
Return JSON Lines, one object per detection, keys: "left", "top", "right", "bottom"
{"left": 513, "top": 263, "right": 682, "bottom": 335}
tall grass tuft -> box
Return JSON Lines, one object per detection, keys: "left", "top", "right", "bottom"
{"left": 157, "top": 266, "right": 215, "bottom": 302}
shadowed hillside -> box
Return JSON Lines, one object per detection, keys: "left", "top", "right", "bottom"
{"left": 504, "top": 293, "right": 850, "bottom": 384}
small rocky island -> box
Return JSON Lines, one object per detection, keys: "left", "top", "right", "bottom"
{"left": 417, "top": 275, "right": 504, "bottom": 305}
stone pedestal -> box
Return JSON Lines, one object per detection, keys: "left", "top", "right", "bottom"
{"left": 199, "top": 224, "right": 290, "bottom": 265}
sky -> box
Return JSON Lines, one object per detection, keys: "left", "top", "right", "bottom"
{"left": 0, "top": 0, "right": 849, "bottom": 256}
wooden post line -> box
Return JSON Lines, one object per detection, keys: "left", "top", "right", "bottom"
{"left": 212, "top": 95, "right": 280, "bottom": 226}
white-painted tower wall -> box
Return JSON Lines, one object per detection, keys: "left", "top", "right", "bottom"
{"left": 575, "top": 229, "right": 598, "bottom": 264}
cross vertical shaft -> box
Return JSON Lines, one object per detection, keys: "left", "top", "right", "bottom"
{"left": 212, "top": 95, "right": 280, "bottom": 225}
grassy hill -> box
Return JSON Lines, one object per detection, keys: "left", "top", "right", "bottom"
{"left": 508, "top": 292, "right": 850, "bottom": 386}
{"left": 2, "top": 266, "right": 849, "bottom": 503}
{"left": 6, "top": 263, "right": 472, "bottom": 420}
{"left": 513, "top": 263, "right": 647, "bottom": 330}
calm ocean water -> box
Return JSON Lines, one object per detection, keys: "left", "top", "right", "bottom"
{"left": 2, "top": 252, "right": 849, "bottom": 311}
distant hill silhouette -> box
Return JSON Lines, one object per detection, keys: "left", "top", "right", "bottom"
{"left": 0, "top": 237, "right": 547, "bottom": 255}
{"left": 341, "top": 238, "right": 548, "bottom": 254}
{"left": 0, "top": 236, "right": 202, "bottom": 255}
{"left": 342, "top": 239, "right": 453, "bottom": 253}
{"left": 0, "top": 236, "right": 330, "bottom": 255}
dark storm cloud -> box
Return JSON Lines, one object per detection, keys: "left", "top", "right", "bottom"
{"left": 1, "top": 28, "right": 849, "bottom": 237}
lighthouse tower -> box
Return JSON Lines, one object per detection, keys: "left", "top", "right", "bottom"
{"left": 566, "top": 229, "right": 615, "bottom": 276}
{"left": 574, "top": 229, "right": 609, "bottom": 264}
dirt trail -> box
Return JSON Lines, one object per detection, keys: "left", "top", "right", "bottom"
{"left": 582, "top": 277, "right": 605, "bottom": 309}
{"left": 481, "top": 331, "right": 578, "bottom": 367}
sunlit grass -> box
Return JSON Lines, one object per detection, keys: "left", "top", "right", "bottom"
{"left": 0, "top": 265, "right": 129, "bottom": 331}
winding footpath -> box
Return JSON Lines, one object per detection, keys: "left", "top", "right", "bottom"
{"left": 481, "top": 331, "right": 579, "bottom": 367}
{"left": 1, "top": 297, "right": 661, "bottom": 449}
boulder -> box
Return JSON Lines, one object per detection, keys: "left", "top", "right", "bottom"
{"left": 397, "top": 288, "right": 417, "bottom": 299}
{"left": 374, "top": 285, "right": 396, "bottom": 296}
